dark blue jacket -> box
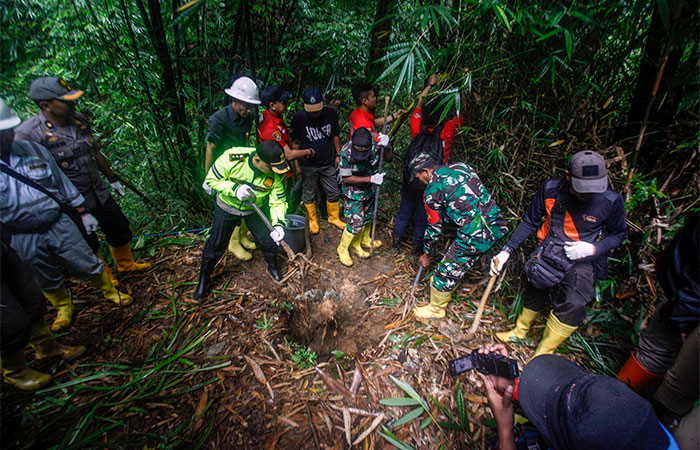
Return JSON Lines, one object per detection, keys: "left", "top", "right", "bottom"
{"left": 504, "top": 177, "right": 627, "bottom": 278}
{"left": 658, "top": 217, "right": 700, "bottom": 333}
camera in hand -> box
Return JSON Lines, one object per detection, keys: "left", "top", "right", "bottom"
{"left": 448, "top": 349, "right": 519, "bottom": 379}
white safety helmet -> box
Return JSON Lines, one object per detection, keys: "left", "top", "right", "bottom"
{"left": 224, "top": 76, "right": 261, "bottom": 105}
{"left": 0, "top": 98, "right": 21, "bottom": 130}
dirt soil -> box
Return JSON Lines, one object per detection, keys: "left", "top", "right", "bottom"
{"left": 0, "top": 219, "right": 641, "bottom": 450}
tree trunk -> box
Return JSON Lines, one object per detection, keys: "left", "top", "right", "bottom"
{"left": 136, "top": 0, "right": 193, "bottom": 172}
{"left": 366, "top": 0, "right": 395, "bottom": 81}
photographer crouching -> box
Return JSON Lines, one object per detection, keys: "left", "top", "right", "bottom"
{"left": 470, "top": 344, "right": 678, "bottom": 450}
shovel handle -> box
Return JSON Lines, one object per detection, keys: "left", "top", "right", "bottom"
{"left": 247, "top": 201, "right": 297, "bottom": 260}
{"left": 411, "top": 264, "right": 424, "bottom": 296}
{"left": 466, "top": 274, "right": 498, "bottom": 339}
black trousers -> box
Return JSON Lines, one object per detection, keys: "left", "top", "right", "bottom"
{"left": 524, "top": 261, "right": 595, "bottom": 327}
{"left": 201, "top": 205, "right": 277, "bottom": 266}
{"left": 69, "top": 196, "right": 133, "bottom": 252}
{"left": 1, "top": 246, "right": 47, "bottom": 354}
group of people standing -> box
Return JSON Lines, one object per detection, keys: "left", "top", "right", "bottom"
{"left": 1, "top": 78, "right": 151, "bottom": 389}
{"left": 0, "top": 73, "right": 696, "bottom": 449}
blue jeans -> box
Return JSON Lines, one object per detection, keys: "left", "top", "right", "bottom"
{"left": 392, "top": 186, "right": 427, "bottom": 246}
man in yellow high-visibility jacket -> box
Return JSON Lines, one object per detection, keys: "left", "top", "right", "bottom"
{"left": 193, "top": 140, "right": 289, "bottom": 301}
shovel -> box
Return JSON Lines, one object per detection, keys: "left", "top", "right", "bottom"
{"left": 246, "top": 201, "right": 305, "bottom": 276}
{"left": 369, "top": 96, "right": 391, "bottom": 249}
{"left": 410, "top": 264, "right": 424, "bottom": 297}
{"left": 465, "top": 274, "right": 498, "bottom": 340}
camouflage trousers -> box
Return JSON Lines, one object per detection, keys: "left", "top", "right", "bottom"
{"left": 432, "top": 223, "right": 504, "bottom": 293}
{"left": 343, "top": 194, "right": 374, "bottom": 234}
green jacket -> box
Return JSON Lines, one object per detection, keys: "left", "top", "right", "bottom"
{"left": 205, "top": 147, "right": 287, "bottom": 225}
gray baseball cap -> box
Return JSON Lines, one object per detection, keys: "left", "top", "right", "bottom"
{"left": 30, "top": 77, "right": 84, "bottom": 102}
{"left": 569, "top": 150, "right": 607, "bottom": 193}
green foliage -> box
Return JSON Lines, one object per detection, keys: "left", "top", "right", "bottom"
{"left": 270, "top": 299, "right": 294, "bottom": 312}
{"left": 430, "top": 381, "right": 470, "bottom": 433}
{"left": 290, "top": 343, "right": 317, "bottom": 369}
{"left": 254, "top": 312, "right": 273, "bottom": 330}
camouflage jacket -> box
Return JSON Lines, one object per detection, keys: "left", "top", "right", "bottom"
{"left": 423, "top": 163, "right": 508, "bottom": 255}
{"left": 339, "top": 140, "right": 381, "bottom": 201}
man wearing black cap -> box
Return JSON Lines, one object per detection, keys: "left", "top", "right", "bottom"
{"left": 491, "top": 151, "right": 627, "bottom": 356}
{"left": 477, "top": 343, "right": 678, "bottom": 450}
{"left": 258, "top": 85, "right": 314, "bottom": 213}
{"left": 15, "top": 76, "right": 150, "bottom": 276}
{"left": 290, "top": 88, "right": 346, "bottom": 234}
{"left": 336, "top": 127, "right": 390, "bottom": 266}
{"left": 194, "top": 140, "right": 290, "bottom": 300}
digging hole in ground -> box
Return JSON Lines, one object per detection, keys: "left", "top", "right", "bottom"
{"left": 285, "top": 284, "right": 389, "bottom": 359}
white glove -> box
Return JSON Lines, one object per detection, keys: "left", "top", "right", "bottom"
{"left": 81, "top": 213, "right": 99, "bottom": 234}
{"left": 564, "top": 241, "right": 596, "bottom": 260}
{"left": 236, "top": 185, "right": 256, "bottom": 202}
{"left": 370, "top": 172, "right": 385, "bottom": 185}
{"left": 270, "top": 226, "right": 285, "bottom": 244}
{"left": 202, "top": 180, "right": 214, "bottom": 195}
{"left": 377, "top": 133, "right": 390, "bottom": 147}
{"left": 110, "top": 181, "right": 126, "bottom": 197}
{"left": 489, "top": 250, "right": 510, "bottom": 276}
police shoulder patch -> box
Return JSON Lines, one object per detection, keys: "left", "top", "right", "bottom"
{"left": 272, "top": 130, "right": 282, "bottom": 141}
{"left": 264, "top": 177, "right": 274, "bottom": 188}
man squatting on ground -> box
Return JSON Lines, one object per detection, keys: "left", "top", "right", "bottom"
{"left": 616, "top": 217, "right": 698, "bottom": 447}
{"left": 1, "top": 98, "right": 132, "bottom": 333}
{"left": 336, "top": 127, "right": 390, "bottom": 266}
{"left": 393, "top": 73, "right": 465, "bottom": 255}
{"left": 410, "top": 153, "right": 508, "bottom": 319}
{"left": 477, "top": 343, "right": 679, "bottom": 450}
{"left": 491, "top": 150, "right": 628, "bottom": 356}
{"left": 258, "top": 85, "right": 315, "bottom": 221}
{"left": 15, "top": 77, "right": 151, "bottom": 277}
{"left": 290, "top": 88, "right": 346, "bottom": 234}
{"left": 193, "top": 140, "right": 289, "bottom": 301}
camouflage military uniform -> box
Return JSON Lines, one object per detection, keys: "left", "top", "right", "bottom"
{"left": 339, "top": 140, "right": 382, "bottom": 234}
{"left": 424, "top": 163, "right": 508, "bottom": 292}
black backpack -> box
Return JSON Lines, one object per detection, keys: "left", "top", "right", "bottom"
{"left": 402, "top": 122, "right": 444, "bottom": 191}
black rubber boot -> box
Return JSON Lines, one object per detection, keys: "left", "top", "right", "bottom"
{"left": 411, "top": 241, "right": 424, "bottom": 256}
{"left": 391, "top": 236, "right": 402, "bottom": 253}
{"left": 264, "top": 253, "right": 283, "bottom": 282}
{"left": 193, "top": 259, "right": 215, "bottom": 302}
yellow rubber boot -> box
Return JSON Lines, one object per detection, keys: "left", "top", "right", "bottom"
{"left": 43, "top": 285, "right": 74, "bottom": 332}
{"left": 350, "top": 230, "right": 370, "bottom": 259}
{"left": 239, "top": 220, "right": 256, "bottom": 250}
{"left": 0, "top": 350, "right": 52, "bottom": 391}
{"left": 360, "top": 223, "right": 382, "bottom": 249}
{"left": 496, "top": 308, "right": 540, "bottom": 342}
{"left": 413, "top": 284, "right": 453, "bottom": 319}
{"left": 228, "top": 226, "right": 253, "bottom": 261}
{"left": 305, "top": 203, "right": 320, "bottom": 234}
{"left": 96, "top": 253, "right": 118, "bottom": 287}
{"left": 533, "top": 312, "right": 578, "bottom": 357}
{"left": 29, "top": 320, "right": 86, "bottom": 362}
{"left": 110, "top": 243, "right": 152, "bottom": 272}
{"left": 90, "top": 269, "right": 133, "bottom": 306}
{"left": 326, "top": 201, "right": 347, "bottom": 230}
{"left": 337, "top": 229, "right": 356, "bottom": 266}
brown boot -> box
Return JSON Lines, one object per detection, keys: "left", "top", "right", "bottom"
{"left": 0, "top": 350, "right": 51, "bottom": 391}
{"left": 29, "top": 320, "right": 86, "bottom": 362}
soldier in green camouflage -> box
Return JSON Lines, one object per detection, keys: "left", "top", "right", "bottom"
{"left": 337, "top": 127, "right": 391, "bottom": 266}
{"left": 411, "top": 153, "right": 508, "bottom": 319}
